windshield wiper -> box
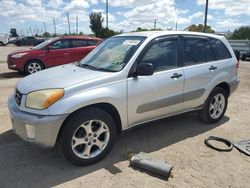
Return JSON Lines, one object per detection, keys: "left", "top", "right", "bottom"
{"left": 79, "top": 64, "right": 98, "bottom": 70}
{"left": 79, "top": 63, "right": 117, "bottom": 72}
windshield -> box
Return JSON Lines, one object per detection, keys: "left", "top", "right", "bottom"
{"left": 78, "top": 36, "right": 146, "bottom": 72}
{"left": 32, "top": 38, "right": 56, "bottom": 50}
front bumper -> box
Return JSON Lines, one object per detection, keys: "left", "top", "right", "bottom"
{"left": 8, "top": 95, "right": 69, "bottom": 147}
{"left": 229, "top": 79, "right": 240, "bottom": 95}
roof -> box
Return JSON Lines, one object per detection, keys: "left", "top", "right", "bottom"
{"left": 60, "top": 35, "right": 101, "bottom": 40}
{"left": 117, "top": 30, "right": 224, "bottom": 39}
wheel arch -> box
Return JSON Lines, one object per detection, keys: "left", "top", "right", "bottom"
{"left": 25, "top": 59, "right": 45, "bottom": 69}
{"left": 215, "top": 82, "right": 230, "bottom": 97}
{"left": 56, "top": 102, "right": 122, "bottom": 145}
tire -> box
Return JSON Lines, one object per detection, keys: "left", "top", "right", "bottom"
{"left": 241, "top": 55, "right": 246, "bottom": 61}
{"left": 59, "top": 108, "right": 117, "bottom": 166}
{"left": 0, "top": 42, "right": 4, "bottom": 46}
{"left": 24, "top": 60, "right": 44, "bottom": 75}
{"left": 199, "top": 87, "right": 228, "bottom": 123}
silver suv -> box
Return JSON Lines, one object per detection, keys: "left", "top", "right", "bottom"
{"left": 8, "top": 31, "right": 239, "bottom": 165}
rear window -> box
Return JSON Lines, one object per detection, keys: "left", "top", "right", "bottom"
{"left": 210, "top": 38, "right": 232, "bottom": 60}
{"left": 88, "top": 40, "right": 98, "bottom": 46}
{"left": 183, "top": 37, "right": 206, "bottom": 65}
{"left": 71, "top": 39, "right": 88, "bottom": 47}
{"left": 182, "top": 37, "right": 219, "bottom": 66}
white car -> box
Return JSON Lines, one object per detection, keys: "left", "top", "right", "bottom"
{"left": 0, "top": 33, "right": 9, "bottom": 46}
{"left": 8, "top": 31, "right": 239, "bottom": 165}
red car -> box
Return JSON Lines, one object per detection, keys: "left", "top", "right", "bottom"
{"left": 7, "top": 36, "right": 101, "bottom": 74}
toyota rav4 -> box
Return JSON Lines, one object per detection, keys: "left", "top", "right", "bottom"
{"left": 8, "top": 31, "right": 240, "bottom": 165}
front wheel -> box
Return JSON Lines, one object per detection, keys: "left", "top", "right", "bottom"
{"left": 199, "top": 87, "right": 228, "bottom": 123}
{"left": 24, "top": 60, "right": 44, "bottom": 75}
{"left": 59, "top": 108, "right": 117, "bottom": 166}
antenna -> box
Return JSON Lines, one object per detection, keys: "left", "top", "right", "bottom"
{"left": 154, "top": 19, "right": 157, "bottom": 30}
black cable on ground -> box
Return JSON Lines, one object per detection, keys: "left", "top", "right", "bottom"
{"left": 204, "top": 136, "right": 233, "bottom": 152}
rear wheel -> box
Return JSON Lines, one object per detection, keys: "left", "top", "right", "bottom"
{"left": 59, "top": 108, "right": 116, "bottom": 166}
{"left": 199, "top": 87, "right": 228, "bottom": 123}
{"left": 24, "top": 60, "right": 44, "bottom": 75}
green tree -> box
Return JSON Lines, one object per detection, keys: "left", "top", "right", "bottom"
{"left": 89, "top": 12, "right": 103, "bottom": 37}
{"left": 185, "top": 24, "right": 215, "bottom": 33}
{"left": 100, "top": 28, "right": 120, "bottom": 38}
{"left": 230, "top": 26, "right": 250, "bottom": 40}
{"left": 42, "top": 32, "right": 50, "bottom": 38}
{"left": 79, "top": 31, "right": 84, "bottom": 35}
{"left": 10, "top": 28, "right": 18, "bottom": 37}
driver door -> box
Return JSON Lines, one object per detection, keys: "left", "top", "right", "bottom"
{"left": 127, "top": 36, "right": 184, "bottom": 126}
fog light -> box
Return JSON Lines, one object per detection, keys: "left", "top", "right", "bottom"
{"left": 25, "top": 124, "right": 35, "bottom": 139}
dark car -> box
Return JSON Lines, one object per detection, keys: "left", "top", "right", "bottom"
{"left": 13, "top": 36, "right": 45, "bottom": 46}
{"left": 7, "top": 35, "right": 101, "bottom": 74}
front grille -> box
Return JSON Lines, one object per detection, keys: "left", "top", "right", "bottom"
{"left": 15, "top": 89, "right": 22, "bottom": 106}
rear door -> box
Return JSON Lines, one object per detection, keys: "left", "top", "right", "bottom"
{"left": 181, "top": 36, "right": 220, "bottom": 110}
{"left": 127, "top": 36, "right": 184, "bottom": 126}
{"left": 70, "top": 39, "right": 97, "bottom": 62}
{"left": 44, "top": 39, "right": 71, "bottom": 67}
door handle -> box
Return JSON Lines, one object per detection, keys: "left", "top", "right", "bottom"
{"left": 209, "top": 65, "right": 217, "bottom": 71}
{"left": 171, "top": 73, "right": 182, "bottom": 79}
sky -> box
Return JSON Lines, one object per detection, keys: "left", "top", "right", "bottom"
{"left": 0, "top": 0, "right": 250, "bottom": 36}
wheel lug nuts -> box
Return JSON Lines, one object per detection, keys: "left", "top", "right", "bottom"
{"left": 85, "top": 138, "right": 88, "bottom": 142}
{"left": 88, "top": 133, "right": 92, "bottom": 136}
{"left": 93, "top": 139, "right": 96, "bottom": 143}
{"left": 88, "top": 142, "right": 91, "bottom": 145}
{"left": 93, "top": 134, "right": 97, "bottom": 137}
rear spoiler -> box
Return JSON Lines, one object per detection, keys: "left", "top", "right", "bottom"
{"left": 234, "top": 50, "right": 240, "bottom": 61}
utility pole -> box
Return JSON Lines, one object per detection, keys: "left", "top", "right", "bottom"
{"left": 76, "top": 16, "right": 78, "bottom": 34}
{"left": 106, "top": 0, "right": 109, "bottom": 28}
{"left": 175, "top": 20, "right": 178, "bottom": 31}
{"left": 153, "top": 19, "right": 157, "bottom": 30}
{"left": 203, "top": 0, "right": 208, "bottom": 32}
{"left": 67, "top": 12, "right": 71, "bottom": 34}
{"left": 53, "top": 18, "right": 56, "bottom": 36}
{"left": 43, "top": 22, "right": 47, "bottom": 33}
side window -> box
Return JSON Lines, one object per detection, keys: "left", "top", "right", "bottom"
{"left": 205, "top": 40, "right": 216, "bottom": 62}
{"left": 50, "top": 40, "right": 70, "bottom": 49}
{"left": 88, "top": 40, "right": 98, "bottom": 46}
{"left": 210, "top": 38, "right": 232, "bottom": 60}
{"left": 72, "top": 39, "right": 88, "bottom": 47}
{"left": 183, "top": 38, "right": 206, "bottom": 65}
{"left": 140, "top": 39, "right": 178, "bottom": 71}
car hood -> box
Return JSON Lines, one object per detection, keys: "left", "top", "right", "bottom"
{"left": 16, "top": 64, "right": 112, "bottom": 94}
{"left": 9, "top": 49, "right": 33, "bottom": 55}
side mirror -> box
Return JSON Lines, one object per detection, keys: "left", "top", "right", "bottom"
{"left": 136, "top": 63, "right": 154, "bottom": 76}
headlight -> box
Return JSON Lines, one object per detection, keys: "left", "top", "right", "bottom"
{"left": 26, "top": 89, "right": 64, "bottom": 110}
{"left": 11, "top": 53, "right": 28, "bottom": 58}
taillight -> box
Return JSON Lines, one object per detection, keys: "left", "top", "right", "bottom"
{"left": 236, "top": 60, "right": 240, "bottom": 69}
{"left": 236, "top": 60, "right": 239, "bottom": 75}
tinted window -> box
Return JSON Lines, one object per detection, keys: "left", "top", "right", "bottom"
{"left": 50, "top": 40, "right": 70, "bottom": 49}
{"left": 205, "top": 40, "right": 216, "bottom": 62}
{"left": 72, "top": 39, "right": 88, "bottom": 47}
{"left": 88, "top": 40, "right": 98, "bottom": 46}
{"left": 140, "top": 39, "right": 178, "bottom": 71}
{"left": 210, "top": 38, "right": 232, "bottom": 60}
{"left": 183, "top": 38, "right": 206, "bottom": 65}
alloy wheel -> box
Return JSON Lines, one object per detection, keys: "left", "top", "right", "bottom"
{"left": 71, "top": 120, "right": 110, "bottom": 159}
